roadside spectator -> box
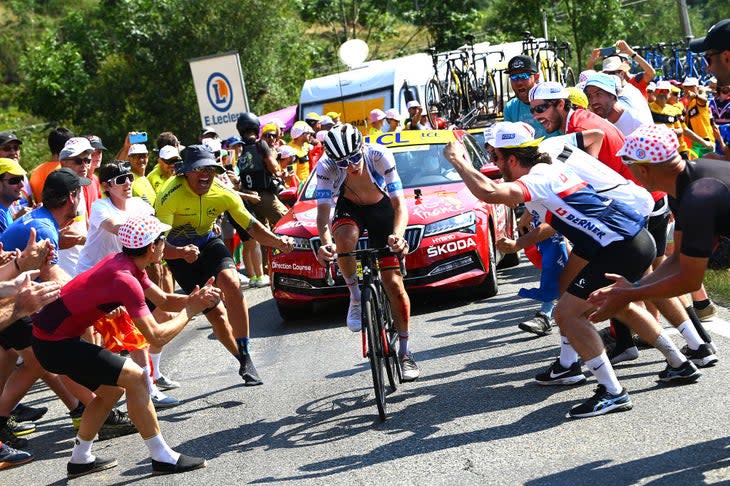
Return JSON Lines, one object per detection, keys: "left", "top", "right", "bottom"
{"left": 588, "top": 40, "right": 656, "bottom": 100}
{"left": 127, "top": 144, "right": 156, "bottom": 205}
{"left": 319, "top": 116, "right": 335, "bottom": 131}
{"left": 504, "top": 55, "right": 555, "bottom": 139}
{"left": 261, "top": 123, "right": 281, "bottom": 150}
{"left": 326, "top": 111, "right": 341, "bottom": 124}
{"left": 85, "top": 135, "right": 107, "bottom": 200}
{"left": 650, "top": 81, "right": 702, "bottom": 160}
{"left": 709, "top": 83, "right": 730, "bottom": 151}
{"left": 368, "top": 109, "right": 387, "bottom": 137}
{"left": 288, "top": 121, "right": 314, "bottom": 182}
{"left": 681, "top": 77, "right": 716, "bottom": 158}
{"left": 28, "top": 127, "right": 74, "bottom": 204}
{"left": 599, "top": 56, "right": 654, "bottom": 123}
{"left": 405, "top": 100, "right": 426, "bottom": 130}
{"left": 385, "top": 109, "right": 402, "bottom": 132}
{"left": 304, "top": 112, "right": 321, "bottom": 132}
{"left": 584, "top": 72, "right": 648, "bottom": 136}
{"left": 199, "top": 126, "right": 218, "bottom": 142}
{"left": 0, "top": 159, "right": 26, "bottom": 234}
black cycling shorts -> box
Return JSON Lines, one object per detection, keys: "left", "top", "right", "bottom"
{"left": 0, "top": 317, "right": 33, "bottom": 351}
{"left": 646, "top": 201, "right": 670, "bottom": 257}
{"left": 167, "top": 237, "right": 236, "bottom": 294}
{"left": 32, "top": 336, "right": 126, "bottom": 391}
{"left": 567, "top": 228, "right": 656, "bottom": 300}
{"left": 332, "top": 195, "right": 394, "bottom": 249}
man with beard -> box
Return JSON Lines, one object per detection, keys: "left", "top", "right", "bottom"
{"left": 503, "top": 56, "right": 556, "bottom": 139}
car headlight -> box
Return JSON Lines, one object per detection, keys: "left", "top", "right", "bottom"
{"left": 423, "top": 211, "right": 476, "bottom": 237}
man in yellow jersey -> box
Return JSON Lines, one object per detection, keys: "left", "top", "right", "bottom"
{"left": 154, "top": 145, "right": 294, "bottom": 385}
{"left": 288, "top": 121, "right": 314, "bottom": 182}
{"left": 128, "top": 144, "right": 157, "bottom": 206}
{"left": 681, "top": 77, "right": 716, "bottom": 157}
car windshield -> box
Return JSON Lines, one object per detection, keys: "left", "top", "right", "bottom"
{"left": 300, "top": 136, "right": 487, "bottom": 201}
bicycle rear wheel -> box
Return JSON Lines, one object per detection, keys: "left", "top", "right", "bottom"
{"left": 425, "top": 78, "right": 444, "bottom": 129}
{"left": 362, "top": 287, "right": 387, "bottom": 420}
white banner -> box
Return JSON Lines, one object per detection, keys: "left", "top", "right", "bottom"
{"left": 188, "top": 52, "right": 250, "bottom": 139}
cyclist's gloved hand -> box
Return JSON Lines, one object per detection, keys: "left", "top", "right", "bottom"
{"left": 317, "top": 243, "right": 337, "bottom": 267}
{"left": 388, "top": 234, "right": 409, "bottom": 255}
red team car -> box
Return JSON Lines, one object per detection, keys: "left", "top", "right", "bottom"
{"left": 269, "top": 130, "right": 517, "bottom": 320}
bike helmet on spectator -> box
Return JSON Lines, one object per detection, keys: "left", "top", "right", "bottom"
{"left": 236, "top": 112, "right": 260, "bottom": 137}
{"left": 324, "top": 123, "right": 363, "bottom": 161}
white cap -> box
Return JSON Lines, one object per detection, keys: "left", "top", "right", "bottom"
{"left": 655, "top": 80, "right": 672, "bottom": 91}
{"left": 528, "top": 82, "right": 569, "bottom": 101}
{"left": 369, "top": 109, "right": 386, "bottom": 123}
{"left": 602, "top": 56, "right": 629, "bottom": 72}
{"left": 384, "top": 109, "right": 400, "bottom": 120}
{"left": 290, "top": 121, "right": 314, "bottom": 139}
{"left": 407, "top": 100, "right": 422, "bottom": 109}
{"left": 59, "top": 137, "right": 94, "bottom": 160}
{"left": 159, "top": 145, "right": 181, "bottom": 160}
{"left": 491, "top": 122, "right": 543, "bottom": 149}
{"left": 202, "top": 138, "right": 222, "bottom": 153}
{"left": 277, "top": 145, "right": 298, "bottom": 158}
{"left": 128, "top": 144, "right": 148, "bottom": 156}
{"left": 647, "top": 82, "right": 656, "bottom": 91}
{"left": 682, "top": 76, "right": 699, "bottom": 87}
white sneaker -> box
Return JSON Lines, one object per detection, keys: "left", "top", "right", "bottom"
{"left": 238, "top": 273, "right": 250, "bottom": 285}
{"left": 255, "top": 275, "right": 270, "bottom": 288}
{"left": 346, "top": 301, "right": 362, "bottom": 332}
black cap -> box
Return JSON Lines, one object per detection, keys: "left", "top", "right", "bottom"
{"left": 0, "top": 132, "right": 22, "bottom": 146}
{"left": 99, "top": 161, "right": 132, "bottom": 183}
{"left": 506, "top": 55, "right": 538, "bottom": 74}
{"left": 42, "top": 168, "right": 91, "bottom": 201}
{"left": 689, "top": 19, "right": 730, "bottom": 53}
{"left": 181, "top": 144, "right": 224, "bottom": 174}
{"left": 86, "top": 135, "right": 107, "bottom": 151}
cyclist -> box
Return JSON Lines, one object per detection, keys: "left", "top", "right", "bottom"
{"left": 314, "top": 124, "right": 419, "bottom": 381}
{"left": 444, "top": 122, "right": 700, "bottom": 418}
{"left": 154, "top": 145, "right": 294, "bottom": 385}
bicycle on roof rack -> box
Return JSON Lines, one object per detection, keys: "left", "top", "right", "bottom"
{"left": 520, "top": 31, "right": 575, "bottom": 87}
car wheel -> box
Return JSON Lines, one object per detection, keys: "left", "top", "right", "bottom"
{"left": 477, "top": 229, "right": 499, "bottom": 298}
{"left": 276, "top": 301, "right": 313, "bottom": 321}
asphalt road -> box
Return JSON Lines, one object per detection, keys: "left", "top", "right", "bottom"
{"left": 5, "top": 259, "right": 730, "bottom": 485}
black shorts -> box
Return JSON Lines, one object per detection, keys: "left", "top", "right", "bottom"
{"left": 647, "top": 210, "right": 670, "bottom": 257}
{"left": 567, "top": 228, "right": 656, "bottom": 300}
{"left": 167, "top": 236, "right": 236, "bottom": 294}
{"left": 227, "top": 211, "right": 252, "bottom": 243}
{"left": 0, "top": 317, "right": 33, "bottom": 351}
{"left": 32, "top": 336, "right": 126, "bottom": 391}
{"left": 332, "top": 195, "right": 394, "bottom": 249}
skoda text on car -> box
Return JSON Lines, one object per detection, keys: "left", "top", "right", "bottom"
{"left": 269, "top": 130, "right": 517, "bottom": 320}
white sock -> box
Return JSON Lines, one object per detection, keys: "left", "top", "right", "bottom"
{"left": 653, "top": 331, "right": 686, "bottom": 368}
{"left": 585, "top": 353, "right": 622, "bottom": 395}
{"left": 344, "top": 274, "right": 361, "bottom": 302}
{"left": 143, "top": 366, "right": 164, "bottom": 398}
{"left": 677, "top": 321, "right": 704, "bottom": 351}
{"left": 70, "top": 435, "right": 95, "bottom": 464}
{"left": 144, "top": 433, "right": 180, "bottom": 464}
{"left": 149, "top": 352, "right": 163, "bottom": 380}
{"left": 559, "top": 336, "right": 579, "bottom": 368}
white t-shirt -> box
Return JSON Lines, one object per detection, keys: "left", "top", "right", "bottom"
{"left": 58, "top": 190, "right": 87, "bottom": 277}
{"left": 613, "top": 108, "right": 650, "bottom": 136}
{"left": 75, "top": 197, "right": 154, "bottom": 274}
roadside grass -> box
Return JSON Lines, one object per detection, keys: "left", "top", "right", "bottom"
{"left": 705, "top": 269, "right": 730, "bottom": 306}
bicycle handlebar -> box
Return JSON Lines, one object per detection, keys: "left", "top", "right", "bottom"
{"left": 325, "top": 247, "right": 407, "bottom": 287}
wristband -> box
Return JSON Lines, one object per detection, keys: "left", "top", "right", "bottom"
{"left": 631, "top": 53, "right": 637, "bottom": 59}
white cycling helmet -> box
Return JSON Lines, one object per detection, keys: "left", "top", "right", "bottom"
{"left": 323, "top": 123, "right": 362, "bottom": 161}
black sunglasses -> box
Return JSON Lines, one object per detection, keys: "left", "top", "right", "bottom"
{"left": 1, "top": 175, "right": 23, "bottom": 185}
{"left": 72, "top": 157, "right": 92, "bottom": 165}
{"left": 529, "top": 101, "right": 557, "bottom": 114}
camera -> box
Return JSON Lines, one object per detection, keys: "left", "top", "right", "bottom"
{"left": 599, "top": 46, "right": 617, "bottom": 57}
{"left": 129, "top": 131, "right": 148, "bottom": 144}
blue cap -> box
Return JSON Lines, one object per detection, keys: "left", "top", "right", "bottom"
{"left": 583, "top": 72, "right": 618, "bottom": 97}
{"left": 181, "top": 144, "right": 224, "bottom": 174}
{"left": 223, "top": 136, "right": 243, "bottom": 147}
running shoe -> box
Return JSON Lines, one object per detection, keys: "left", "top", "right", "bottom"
{"left": 254, "top": 275, "right": 271, "bottom": 288}
{"left": 346, "top": 300, "right": 362, "bottom": 332}
{"left": 681, "top": 343, "right": 719, "bottom": 368}
{"left": 0, "top": 442, "right": 33, "bottom": 470}
{"left": 7, "top": 417, "right": 35, "bottom": 437}
{"left": 400, "top": 354, "right": 420, "bottom": 382}
{"left": 238, "top": 353, "right": 263, "bottom": 386}
{"left": 518, "top": 312, "right": 553, "bottom": 336}
{"left": 155, "top": 374, "right": 181, "bottom": 391}
{"left": 694, "top": 301, "right": 717, "bottom": 322}
{"left": 535, "top": 358, "right": 587, "bottom": 386}
{"left": 11, "top": 403, "right": 47, "bottom": 423}
{"left": 98, "top": 409, "right": 137, "bottom": 441}
{"left": 67, "top": 457, "right": 118, "bottom": 479}
{"left": 238, "top": 273, "right": 250, "bottom": 286}
{"left": 151, "top": 394, "right": 180, "bottom": 409}
{"left": 658, "top": 360, "right": 702, "bottom": 383}
{"left": 567, "top": 385, "right": 632, "bottom": 418}
{"left": 152, "top": 454, "right": 206, "bottom": 475}
{"left": 607, "top": 345, "right": 640, "bottom": 365}
{"left": 248, "top": 276, "right": 260, "bottom": 288}
{"left": 0, "top": 422, "right": 28, "bottom": 449}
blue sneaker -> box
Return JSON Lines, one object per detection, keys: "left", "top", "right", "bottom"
{"left": 568, "top": 385, "right": 633, "bottom": 418}
{"left": 0, "top": 442, "right": 33, "bottom": 470}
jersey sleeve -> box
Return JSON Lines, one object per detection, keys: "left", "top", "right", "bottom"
{"left": 224, "top": 188, "right": 254, "bottom": 230}
{"left": 314, "top": 159, "right": 337, "bottom": 205}
{"left": 116, "top": 271, "right": 152, "bottom": 319}
{"left": 372, "top": 146, "right": 403, "bottom": 198}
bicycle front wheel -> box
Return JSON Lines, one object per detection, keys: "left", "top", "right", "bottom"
{"left": 362, "top": 287, "right": 387, "bottom": 420}
{"left": 379, "top": 289, "right": 400, "bottom": 390}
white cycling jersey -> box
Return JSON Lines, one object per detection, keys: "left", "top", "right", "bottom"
{"left": 314, "top": 143, "right": 404, "bottom": 206}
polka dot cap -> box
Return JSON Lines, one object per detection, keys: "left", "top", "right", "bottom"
{"left": 616, "top": 124, "right": 679, "bottom": 163}
{"left": 118, "top": 215, "right": 172, "bottom": 249}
